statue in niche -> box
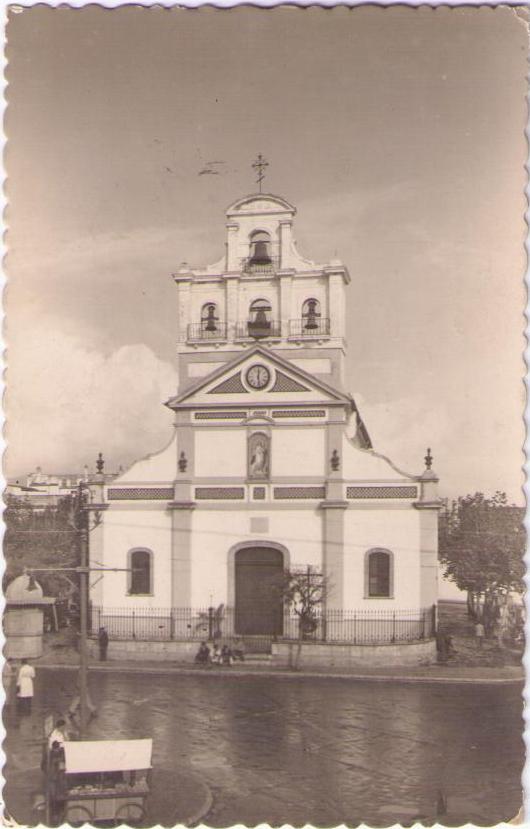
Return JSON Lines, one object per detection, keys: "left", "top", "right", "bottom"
{"left": 248, "top": 432, "right": 270, "bottom": 479}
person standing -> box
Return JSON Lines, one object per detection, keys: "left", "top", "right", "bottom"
{"left": 475, "top": 620, "right": 485, "bottom": 650}
{"left": 48, "top": 718, "right": 69, "bottom": 750}
{"left": 98, "top": 626, "right": 109, "bottom": 661}
{"left": 16, "top": 658, "right": 36, "bottom": 714}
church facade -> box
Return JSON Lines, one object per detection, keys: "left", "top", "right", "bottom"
{"left": 88, "top": 191, "right": 439, "bottom": 664}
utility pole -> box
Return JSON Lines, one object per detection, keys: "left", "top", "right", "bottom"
{"left": 78, "top": 484, "right": 89, "bottom": 736}
{"left": 27, "top": 456, "right": 129, "bottom": 739}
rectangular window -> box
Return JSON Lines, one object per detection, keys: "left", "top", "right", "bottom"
{"left": 368, "top": 552, "right": 390, "bottom": 597}
{"left": 129, "top": 550, "right": 151, "bottom": 595}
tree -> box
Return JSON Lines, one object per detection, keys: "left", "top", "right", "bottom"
{"left": 439, "top": 491, "right": 525, "bottom": 635}
{"left": 3, "top": 494, "right": 80, "bottom": 599}
{"left": 283, "top": 566, "right": 329, "bottom": 635}
{"left": 281, "top": 566, "right": 330, "bottom": 669}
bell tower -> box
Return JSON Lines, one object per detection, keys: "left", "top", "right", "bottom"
{"left": 173, "top": 164, "right": 350, "bottom": 394}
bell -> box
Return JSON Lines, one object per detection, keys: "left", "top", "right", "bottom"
{"left": 250, "top": 241, "right": 271, "bottom": 265}
{"left": 304, "top": 301, "right": 318, "bottom": 330}
{"left": 204, "top": 305, "right": 218, "bottom": 332}
{"left": 254, "top": 308, "right": 269, "bottom": 326}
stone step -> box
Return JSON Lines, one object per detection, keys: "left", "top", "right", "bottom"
{"left": 244, "top": 653, "right": 272, "bottom": 662}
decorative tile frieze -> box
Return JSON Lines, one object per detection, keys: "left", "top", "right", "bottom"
{"left": 108, "top": 487, "right": 174, "bottom": 500}
{"left": 271, "top": 410, "right": 326, "bottom": 418}
{"left": 194, "top": 411, "right": 247, "bottom": 419}
{"left": 195, "top": 487, "right": 246, "bottom": 500}
{"left": 252, "top": 487, "right": 266, "bottom": 500}
{"left": 346, "top": 486, "right": 418, "bottom": 499}
{"left": 273, "top": 486, "right": 326, "bottom": 499}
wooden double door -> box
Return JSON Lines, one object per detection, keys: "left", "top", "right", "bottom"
{"left": 234, "top": 547, "right": 284, "bottom": 636}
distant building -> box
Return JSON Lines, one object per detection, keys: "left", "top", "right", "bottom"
{"left": 7, "top": 464, "right": 122, "bottom": 510}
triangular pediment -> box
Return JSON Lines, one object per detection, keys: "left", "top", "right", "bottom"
{"left": 165, "top": 347, "right": 352, "bottom": 409}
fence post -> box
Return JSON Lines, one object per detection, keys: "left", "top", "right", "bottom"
{"left": 391, "top": 612, "right": 396, "bottom": 644}
{"left": 421, "top": 609, "right": 426, "bottom": 639}
{"left": 170, "top": 608, "right": 175, "bottom": 640}
{"left": 97, "top": 606, "right": 101, "bottom": 633}
{"left": 431, "top": 603, "right": 437, "bottom": 637}
{"left": 132, "top": 610, "right": 136, "bottom": 640}
{"left": 208, "top": 606, "right": 214, "bottom": 641}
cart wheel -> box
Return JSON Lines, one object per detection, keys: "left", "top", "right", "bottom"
{"left": 64, "top": 803, "right": 94, "bottom": 826}
{"left": 114, "top": 802, "right": 146, "bottom": 826}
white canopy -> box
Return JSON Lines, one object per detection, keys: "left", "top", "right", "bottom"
{"left": 64, "top": 739, "right": 152, "bottom": 774}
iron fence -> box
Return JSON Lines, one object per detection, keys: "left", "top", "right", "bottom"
{"left": 90, "top": 605, "right": 436, "bottom": 647}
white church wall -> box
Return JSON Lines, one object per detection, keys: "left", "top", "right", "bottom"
{"left": 99, "top": 508, "right": 173, "bottom": 608}
{"left": 237, "top": 282, "right": 279, "bottom": 321}
{"left": 194, "top": 429, "right": 247, "bottom": 477}
{"left": 116, "top": 433, "right": 178, "bottom": 483}
{"left": 189, "top": 283, "right": 226, "bottom": 322}
{"left": 231, "top": 213, "right": 282, "bottom": 264}
{"left": 271, "top": 428, "right": 326, "bottom": 477}
{"left": 290, "top": 276, "right": 327, "bottom": 318}
{"left": 343, "top": 508, "right": 421, "bottom": 609}
{"left": 189, "top": 507, "right": 323, "bottom": 607}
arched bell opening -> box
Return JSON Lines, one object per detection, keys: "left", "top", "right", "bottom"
{"left": 201, "top": 302, "right": 219, "bottom": 333}
{"left": 249, "top": 230, "right": 272, "bottom": 265}
{"left": 302, "top": 298, "right": 321, "bottom": 331}
{"left": 248, "top": 298, "right": 272, "bottom": 338}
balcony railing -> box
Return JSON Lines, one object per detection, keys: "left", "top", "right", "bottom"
{"left": 289, "top": 318, "right": 331, "bottom": 337}
{"left": 236, "top": 320, "right": 282, "bottom": 339}
{"left": 240, "top": 256, "right": 280, "bottom": 274}
{"left": 187, "top": 322, "right": 228, "bottom": 342}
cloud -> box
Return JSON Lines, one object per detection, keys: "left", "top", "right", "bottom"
{"left": 355, "top": 392, "right": 524, "bottom": 503}
{"left": 5, "top": 329, "right": 178, "bottom": 477}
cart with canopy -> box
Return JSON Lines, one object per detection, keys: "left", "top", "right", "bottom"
{"left": 46, "top": 738, "right": 152, "bottom": 825}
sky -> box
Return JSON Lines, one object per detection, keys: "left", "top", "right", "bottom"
{"left": 4, "top": 5, "right": 528, "bottom": 502}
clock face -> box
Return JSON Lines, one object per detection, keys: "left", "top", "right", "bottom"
{"left": 246, "top": 364, "right": 271, "bottom": 390}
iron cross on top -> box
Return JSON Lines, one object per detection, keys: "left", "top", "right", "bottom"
{"left": 252, "top": 154, "right": 269, "bottom": 193}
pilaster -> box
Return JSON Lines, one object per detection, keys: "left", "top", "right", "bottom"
{"left": 320, "top": 501, "right": 348, "bottom": 610}
{"left": 279, "top": 220, "right": 293, "bottom": 269}
{"left": 278, "top": 271, "right": 293, "bottom": 339}
{"left": 327, "top": 271, "right": 346, "bottom": 342}
{"left": 226, "top": 223, "right": 239, "bottom": 271}
{"left": 225, "top": 275, "right": 240, "bottom": 340}
{"left": 321, "top": 417, "right": 347, "bottom": 609}
{"left": 176, "top": 279, "right": 192, "bottom": 346}
{"left": 415, "top": 466, "right": 441, "bottom": 608}
{"left": 168, "top": 502, "right": 195, "bottom": 607}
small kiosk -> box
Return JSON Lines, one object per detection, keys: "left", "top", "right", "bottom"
{"left": 4, "top": 573, "right": 56, "bottom": 659}
{"left": 47, "top": 738, "right": 152, "bottom": 825}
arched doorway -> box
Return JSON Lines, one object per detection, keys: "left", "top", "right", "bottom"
{"left": 235, "top": 547, "right": 284, "bottom": 636}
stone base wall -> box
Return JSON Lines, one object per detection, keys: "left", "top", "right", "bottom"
{"left": 271, "top": 639, "right": 437, "bottom": 669}
{"left": 88, "top": 637, "right": 436, "bottom": 668}
{"left": 88, "top": 639, "right": 198, "bottom": 662}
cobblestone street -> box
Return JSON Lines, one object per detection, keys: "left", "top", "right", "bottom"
{"left": 4, "top": 669, "right": 523, "bottom": 826}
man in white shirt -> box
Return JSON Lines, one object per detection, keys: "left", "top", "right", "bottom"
{"left": 16, "top": 658, "right": 36, "bottom": 714}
